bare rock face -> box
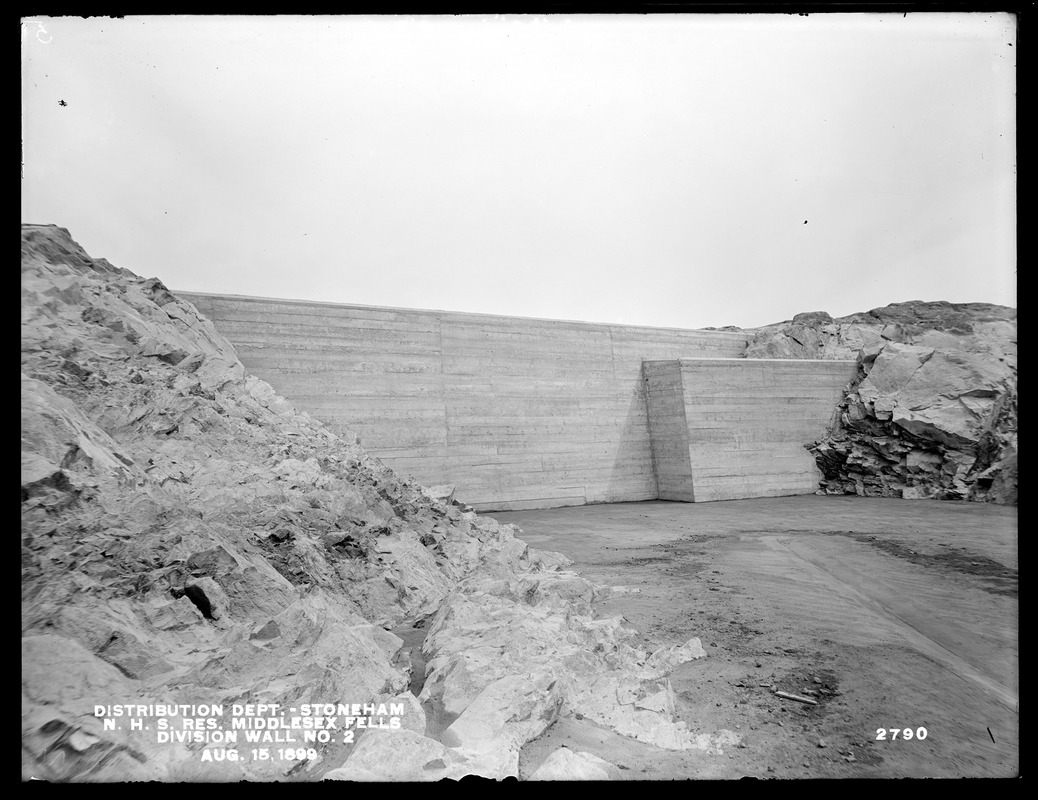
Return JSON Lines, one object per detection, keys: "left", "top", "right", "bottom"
{"left": 22, "top": 225, "right": 454, "bottom": 780}
{"left": 21, "top": 225, "right": 718, "bottom": 782}
{"left": 748, "top": 301, "right": 1017, "bottom": 503}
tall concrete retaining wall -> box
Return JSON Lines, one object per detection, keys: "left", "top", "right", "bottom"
{"left": 180, "top": 293, "right": 752, "bottom": 510}
{"left": 644, "top": 358, "right": 858, "bottom": 502}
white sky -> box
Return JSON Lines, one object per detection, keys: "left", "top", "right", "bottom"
{"left": 22, "top": 13, "right": 1016, "bottom": 329}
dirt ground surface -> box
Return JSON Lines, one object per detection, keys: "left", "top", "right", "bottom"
{"left": 491, "top": 496, "right": 1018, "bottom": 780}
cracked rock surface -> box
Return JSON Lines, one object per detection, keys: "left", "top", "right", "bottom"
{"left": 21, "top": 225, "right": 718, "bottom": 781}
{"left": 746, "top": 303, "right": 1016, "bottom": 504}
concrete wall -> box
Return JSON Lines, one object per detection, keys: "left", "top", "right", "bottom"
{"left": 644, "top": 358, "right": 857, "bottom": 502}
{"left": 180, "top": 293, "right": 751, "bottom": 510}
{"left": 641, "top": 361, "right": 696, "bottom": 502}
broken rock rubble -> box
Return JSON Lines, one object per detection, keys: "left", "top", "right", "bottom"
{"left": 21, "top": 225, "right": 725, "bottom": 782}
{"left": 326, "top": 561, "right": 729, "bottom": 780}
{"left": 747, "top": 302, "right": 1016, "bottom": 504}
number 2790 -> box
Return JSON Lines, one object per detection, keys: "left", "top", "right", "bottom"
{"left": 876, "top": 727, "right": 927, "bottom": 741}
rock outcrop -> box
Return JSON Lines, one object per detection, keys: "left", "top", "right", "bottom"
{"left": 21, "top": 225, "right": 722, "bottom": 782}
{"left": 747, "top": 302, "right": 1017, "bottom": 503}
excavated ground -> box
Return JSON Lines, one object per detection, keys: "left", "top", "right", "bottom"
{"left": 494, "top": 495, "right": 1018, "bottom": 780}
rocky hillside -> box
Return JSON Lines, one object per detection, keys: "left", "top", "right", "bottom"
{"left": 746, "top": 303, "right": 1017, "bottom": 504}
{"left": 21, "top": 226, "right": 722, "bottom": 782}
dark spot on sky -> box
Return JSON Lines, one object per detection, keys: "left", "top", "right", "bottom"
{"left": 58, "top": 99, "right": 67, "bottom": 107}
{"left": 804, "top": 220, "right": 808, "bottom": 224}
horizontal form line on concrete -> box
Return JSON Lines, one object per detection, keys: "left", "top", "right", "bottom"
{"left": 179, "top": 291, "right": 754, "bottom": 340}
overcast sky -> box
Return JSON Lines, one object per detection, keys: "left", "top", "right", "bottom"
{"left": 22, "top": 13, "right": 1016, "bottom": 329}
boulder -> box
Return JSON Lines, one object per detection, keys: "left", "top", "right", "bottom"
{"left": 25, "top": 225, "right": 632, "bottom": 781}
{"left": 529, "top": 747, "right": 619, "bottom": 780}
{"left": 421, "top": 484, "right": 456, "bottom": 505}
{"left": 440, "top": 672, "right": 563, "bottom": 753}
{"left": 323, "top": 729, "right": 467, "bottom": 782}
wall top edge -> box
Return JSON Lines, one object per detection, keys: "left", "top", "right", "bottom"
{"left": 643, "top": 358, "right": 859, "bottom": 365}
{"left": 175, "top": 290, "right": 754, "bottom": 340}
